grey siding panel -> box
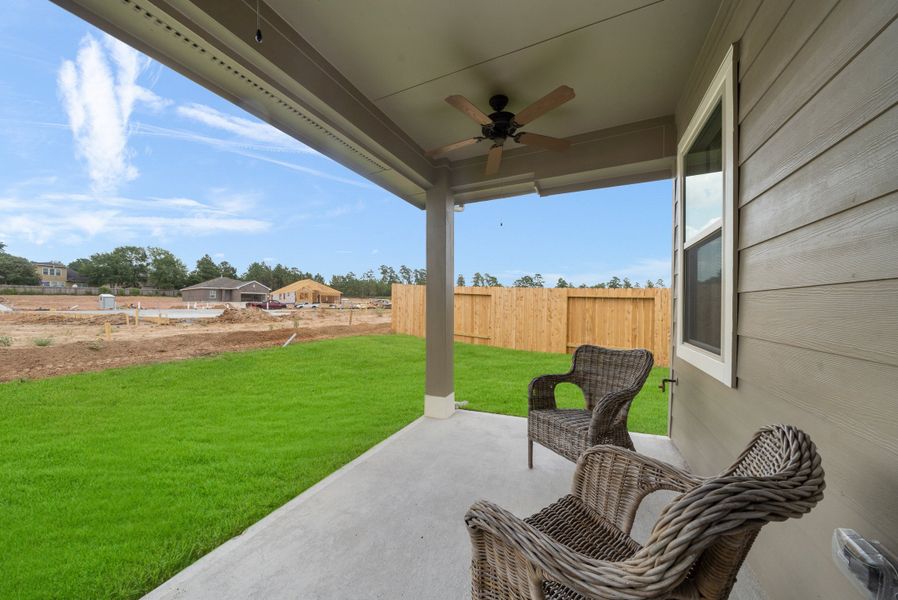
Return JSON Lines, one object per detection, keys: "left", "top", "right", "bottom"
{"left": 741, "top": 21, "right": 898, "bottom": 203}
{"left": 740, "top": 19, "right": 898, "bottom": 203}
{"left": 739, "top": 0, "right": 898, "bottom": 161}
{"left": 672, "top": 0, "right": 898, "bottom": 597}
{"left": 739, "top": 281, "right": 898, "bottom": 367}
{"left": 739, "top": 104, "right": 898, "bottom": 247}
{"left": 736, "top": 0, "right": 794, "bottom": 76}
{"left": 739, "top": 191, "right": 898, "bottom": 291}
{"left": 738, "top": 0, "right": 837, "bottom": 115}
{"left": 736, "top": 337, "right": 898, "bottom": 456}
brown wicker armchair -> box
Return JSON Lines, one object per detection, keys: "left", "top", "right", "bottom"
{"left": 466, "top": 424, "right": 825, "bottom": 600}
{"left": 528, "top": 345, "right": 653, "bottom": 467}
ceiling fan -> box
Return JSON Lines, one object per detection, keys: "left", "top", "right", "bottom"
{"left": 426, "top": 85, "right": 575, "bottom": 175}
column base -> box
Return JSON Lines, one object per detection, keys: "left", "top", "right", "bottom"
{"left": 424, "top": 393, "right": 456, "bottom": 419}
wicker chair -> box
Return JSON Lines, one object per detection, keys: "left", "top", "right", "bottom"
{"left": 528, "top": 345, "right": 653, "bottom": 467}
{"left": 466, "top": 424, "right": 825, "bottom": 600}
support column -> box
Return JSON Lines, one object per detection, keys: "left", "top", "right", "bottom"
{"left": 424, "top": 169, "right": 455, "bottom": 419}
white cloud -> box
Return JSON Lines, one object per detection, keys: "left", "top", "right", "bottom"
{"left": 176, "top": 103, "right": 312, "bottom": 151}
{"left": 0, "top": 188, "right": 271, "bottom": 245}
{"left": 279, "top": 199, "right": 365, "bottom": 225}
{"left": 57, "top": 34, "right": 170, "bottom": 193}
{"left": 234, "top": 150, "right": 376, "bottom": 189}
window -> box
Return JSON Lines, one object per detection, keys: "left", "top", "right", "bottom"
{"left": 675, "top": 45, "right": 737, "bottom": 386}
{"left": 208, "top": 290, "right": 217, "bottom": 299}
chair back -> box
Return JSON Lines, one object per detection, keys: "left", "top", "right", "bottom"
{"left": 635, "top": 425, "right": 825, "bottom": 599}
{"left": 569, "top": 345, "right": 653, "bottom": 410}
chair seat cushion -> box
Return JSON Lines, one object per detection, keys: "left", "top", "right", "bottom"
{"left": 526, "top": 495, "right": 642, "bottom": 600}
{"left": 529, "top": 409, "right": 593, "bottom": 462}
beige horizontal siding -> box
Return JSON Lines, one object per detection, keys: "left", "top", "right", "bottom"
{"left": 671, "top": 0, "right": 898, "bottom": 598}
{"left": 738, "top": 104, "right": 898, "bottom": 247}
{"left": 739, "top": 191, "right": 898, "bottom": 291}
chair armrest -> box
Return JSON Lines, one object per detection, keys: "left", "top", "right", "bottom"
{"left": 466, "top": 500, "right": 669, "bottom": 600}
{"left": 571, "top": 445, "right": 702, "bottom": 535}
{"left": 528, "top": 373, "right": 576, "bottom": 411}
{"left": 587, "top": 388, "right": 641, "bottom": 442}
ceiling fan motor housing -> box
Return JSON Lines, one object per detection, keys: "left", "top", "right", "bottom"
{"left": 483, "top": 95, "right": 517, "bottom": 143}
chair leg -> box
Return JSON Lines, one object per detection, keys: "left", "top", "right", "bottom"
{"left": 528, "top": 439, "right": 533, "bottom": 469}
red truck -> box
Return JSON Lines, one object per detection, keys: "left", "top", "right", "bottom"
{"left": 245, "top": 299, "right": 288, "bottom": 310}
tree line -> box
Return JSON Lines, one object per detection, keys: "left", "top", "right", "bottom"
{"left": 456, "top": 272, "right": 665, "bottom": 289}
{"left": 64, "top": 246, "right": 329, "bottom": 291}
{"left": 1, "top": 240, "right": 667, "bottom": 295}
{"left": 0, "top": 242, "right": 40, "bottom": 285}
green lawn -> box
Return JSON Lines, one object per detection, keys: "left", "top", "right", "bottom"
{"left": 0, "top": 334, "right": 667, "bottom": 599}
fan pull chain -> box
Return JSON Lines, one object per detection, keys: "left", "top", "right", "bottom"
{"left": 254, "top": 0, "right": 263, "bottom": 43}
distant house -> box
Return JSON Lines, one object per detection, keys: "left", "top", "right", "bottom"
{"left": 271, "top": 279, "right": 342, "bottom": 305}
{"left": 32, "top": 262, "right": 68, "bottom": 288}
{"left": 180, "top": 277, "right": 270, "bottom": 304}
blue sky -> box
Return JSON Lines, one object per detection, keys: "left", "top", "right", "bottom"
{"left": 0, "top": 1, "right": 671, "bottom": 287}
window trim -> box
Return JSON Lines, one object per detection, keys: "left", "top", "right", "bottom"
{"left": 675, "top": 44, "right": 737, "bottom": 387}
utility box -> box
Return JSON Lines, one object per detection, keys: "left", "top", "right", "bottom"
{"left": 98, "top": 293, "right": 115, "bottom": 309}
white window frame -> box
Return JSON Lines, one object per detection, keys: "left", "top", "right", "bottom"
{"left": 675, "top": 45, "right": 737, "bottom": 387}
{"left": 208, "top": 290, "right": 217, "bottom": 299}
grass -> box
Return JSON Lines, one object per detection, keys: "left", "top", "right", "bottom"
{"left": 32, "top": 337, "right": 53, "bottom": 346}
{"left": 0, "top": 334, "right": 667, "bottom": 599}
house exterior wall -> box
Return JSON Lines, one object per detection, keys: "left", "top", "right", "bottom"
{"left": 237, "top": 282, "right": 270, "bottom": 296}
{"left": 33, "top": 264, "right": 68, "bottom": 287}
{"left": 182, "top": 288, "right": 224, "bottom": 303}
{"left": 670, "top": 1, "right": 898, "bottom": 598}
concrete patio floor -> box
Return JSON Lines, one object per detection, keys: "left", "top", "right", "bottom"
{"left": 144, "top": 411, "right": 765, "bottom": 599}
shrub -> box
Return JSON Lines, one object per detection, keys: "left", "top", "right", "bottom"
{"left": 0, "top": 288, "right": 18, "bottom": 295}
{"left": 0, "top": 335, "right": 11, "bottom": 347}
{"left": 87, "top": 339, "right": 104, "bottom": 351}
{"left": 33, "top": 338, "right": 52, "bottom": 347}
{"left": 129, "top": 288, "right": 140, "bottom": 296}
{"left": 99, "top": 286, "right": 111, "bottom": 295}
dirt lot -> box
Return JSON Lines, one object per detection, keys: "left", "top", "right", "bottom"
{"left": 0, "top": 301, "right": 392, "bottom": 382}
{"left": 0, "top": 294, "right": 188, "bottom": 311}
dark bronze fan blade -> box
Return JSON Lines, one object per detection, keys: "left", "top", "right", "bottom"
{"left": 426, "top": 137, "right": 481, "bottom": 157}
{"left": 445, "top": 95, "right": 492, "bottom": 126}
{"left": 513, "top": 86, "right": 575, "bottom": 126}
{"left": 516, "top": 132, "right": 571, "bottom": 152}
{"left": 485, "top": 144, "right": 503, "bottom": 175}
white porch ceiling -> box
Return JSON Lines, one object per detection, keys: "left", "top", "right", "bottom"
{"left": 267, "top": 0, "right": 721, "bottom": 161}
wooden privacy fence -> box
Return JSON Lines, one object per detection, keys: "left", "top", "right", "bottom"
{"left": 391, "top": 284, "right": 671, "bottom": 366}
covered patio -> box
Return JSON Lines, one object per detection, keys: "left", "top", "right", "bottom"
{"left": 142, "top": 411, "right": 762, "bottom": 599}
{"left": 49, "top": 0, "right": 898, "bottom": 598}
